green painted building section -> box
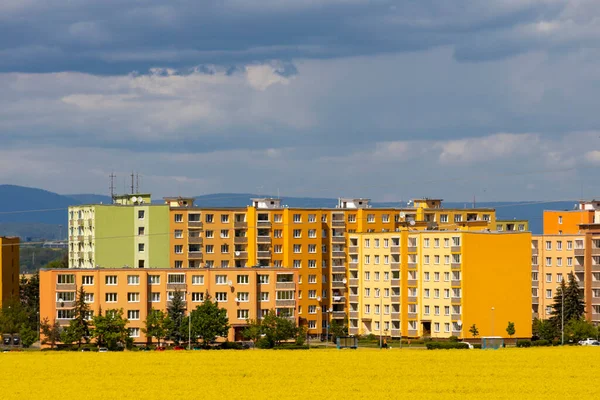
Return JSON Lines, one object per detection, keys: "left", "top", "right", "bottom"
{"left": 148, "top": 205, "right": 170, "bottom": 268}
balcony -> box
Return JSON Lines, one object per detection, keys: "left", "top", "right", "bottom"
{"left": 257, "top": 236, "right": 272, "bottom": 244}
{"left": 56, "top": 283, "right": 76, "bottom": 291}
{"left": 331, "top": 220, "right": 345, "bottom": 227}
{"left": 407, "top": 246, "right": 417, "bottom": 253}
{"left": 275, "top": 299, "right": 296, "bottom": 307}
{"left": 592, "top": 265, "right": 600, "bottom": 272}
{"left": 348, "top": 327, "right": 359, "bottom": 335}
{"left": 532, "top": 248, "right": 538, "bottom": 256}
{"left": 407, "top": 279, "right": 418, "bottom": 287}
{"left": 451, "top": 280, "right": 461, "bottom": 287}
{"left": 407, "top": 312, "right": 418, "bottom": 320}
{"left": 451, "top": 263, "right": 461, "bottom": 270}
{"left": 77, "top": 235, "right": 84, "bottom": 242}
{"left": 407, "top": 263, "right": 417, "bottom": 270}
{"left": 592, "top": 281, "right": 600, "bottom": 288}
{"left": 452, "top": 329, "right": 462, "bottom": 336}
{"left": 532, "top": 281, "right": 539, "bottom": 288}
{"left": 188, "top": 236, "right": 203, "bottom": 244}
{"left": 575, "top": 265, "right": 585, "bottom": 273}
{"left": 56, "top": 301, "right": 75, "bottom": 308}
{"left": 234, "top": 237, "right": 248, "bottom": 244}
{"left": 332, "top": 265, "right": 346, "bottom": 273}
{"left": 390, "top": 246, "right": 400, "bottom": 254}
{"left": 390, "top": 262, "right": 400, "bottom": 271}
{"left": 592, "top": 313, "right": 600, "bottom": 321}
{"left": 332, "top": 296, "right": 346, "bottom": 304}
{"left": 390, "top": 279, "right": 400, "bottom": 286}
{"left": 331, "top": 236, "right": 345, "bottom": 244}
{"left": 234, "top": 221, "right": 248, "bottom": 229}
{"left": 349, "top": 311, "right": 359, "bottom": 319}
{"left": 275, "top": 282, "right": 295, "bottom": 290}
{"left": 451, "top": 297, "right": 461, "bottom": 304}
{"left": 167, "top": 283, "right": 187, "bottom": 290}
{"left": 188, "top": 221, "right": 203, "bottom": 228}
{"left": 257, "top": 251, "right": 271, "bottom": 259}
{"left": 188, "top": 252, "right": 203, "bottom": 260}
{"left": 256, "top": 220, "right": 271, "bottom": 227}
{"left": 348, "top": 246, "right": 358, "bottom": 254}
{"left": 574, "top": 249, "right": 585, "bottom": 256}
{"left": 332, "top": 251, "right": 346, "bottom": 258}
{"left": 407, "top": 329, "right": 418, "bottom": 337}
{"left": 531, "top": 265, "right": 539, "bottom": 272}
{"left": 532, "top": 296, "right": 539, "bottom": 304}
{"left": 332, "top": 311, "right": 346, "bottom": 319}
{"left": 234, "top": 251, "right": 248, "bottom": 259}
{"left": 349, "top": 278, "right": 359, "bottom": 287}
{"left": 407, "top": 296, "right": 417, "bottom": 303}
{"left": 391, "top": 312, "right": 400, "bottom": 320}
{"left": 592, "top": 248, "right": 600, "bottom": 255}
{"left": 332, "top": 281, "right": 346, "bottom": 288}
{"left": 451, "top": 246, "right": 461, "bottom": 253}
{"left": 391, "top": 329, "right": 401, "bottom": 337}
{"left": 349, "top": 262, "right": 358, "bottom": 270}
{"left": 348, "top": 294, "right": 358, "bottom": 302}
{"left": 390, "top": 296, "right": 400, "bottom": 303}
{"left": 451, "top": 313, "right": 461, "bottom": 320}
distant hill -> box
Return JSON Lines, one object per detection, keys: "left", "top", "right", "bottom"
{"left": 0, "top": 184, "right": 580, "bottom": 238}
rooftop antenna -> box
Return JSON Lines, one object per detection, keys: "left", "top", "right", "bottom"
{"left": 109, "top": 172, "right": 116, "bottom": 202}
{"left": 130, "top": 172, "right": 135, "bottom": 195}
{"left": 136, "top": 173, "right": 140, "bottom": 194}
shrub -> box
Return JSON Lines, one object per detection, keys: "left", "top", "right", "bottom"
{"left": 516, "top": 340, "right": 531, "bottom": 348}
{"left": 473, "top": 344, "right": 482, "bottom": 349}
{"left": 256, "top": 338, "right": 274, "bottom": 349}
{"left": 552, "top": 339, "right": 561, "bottom": 346}
{"left": 425, "top": 342, "right": 469, "bottom": 350}
{"left": 531, "top": 340, "right": 551, "bottom": 347}
{"left": 400, "top": 339, "right": 424, "bottom": 345}
{"left": 220, "top": 341, "right": 244, "bottom": 350}
{"left": 272, "top": 344, "right": 309, "bottom": 350}
{"left": 448, "top": 336, "right": 459, "bottom": 342}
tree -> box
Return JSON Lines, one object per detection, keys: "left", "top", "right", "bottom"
{"left": 142, "top": 308, "right": 167, "bottom": 346}
{"left": 242, "top": 319, "right": 262, "bottom": 344}
{"left": 564, "top": 319, "right": 598, "bottom": 343}
{"left": 329, "top": 318, "right": 348, "bottom": 343}
{"left": 550, "top": 280, "right": 567, "bottom": 329}
{"left": 0, "top": 299, "right": 29, "bottom": 334}
{"left": 536, "top": 319, "right": 558, "bottom": 341}
{"left": 61, "top": 286, "right": 91, "bottom": 348}
{"left": 260, "top": 310, "right": 298, "bottom": 347}
{"left": 40, "top": 317, "right": 62, "bottom": 349}
{"left": 551, "top": 274, "right": 586, "bottom": 330}
{"left": 19, "top": 323, "right": 38, "bottom": 348}
{"left": 91, "top": 309, "right": 129, "bottom": 350}
{"left": 469, "top": 324, "right": 479, "bottom": 338}
{"left": 186, "top": 295, "right": 229, "bottom": 347}
{"left": 19, "top": 272, "right": 39, "bottom": 334}
{"left": 506, "top": 321, "right": 516, "bottom": 338}
{"left": 165, "top": 289, "right": 186, "bottom": 345}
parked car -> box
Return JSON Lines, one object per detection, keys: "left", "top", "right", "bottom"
{"left": 173, "top": 346, "right": 185, "bottom": 351}
{"left": 578, "top": 338, "right": 600, "bottom": 346}
{"left": 155, "top": 346, "right": 166, "bottom": 352}
{"left": 98, "top": 347, "right": 108, "bottom": 352}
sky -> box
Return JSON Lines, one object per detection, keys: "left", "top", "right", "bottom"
{"left": 2, "top": 0, "right": 600, "bottom": 201}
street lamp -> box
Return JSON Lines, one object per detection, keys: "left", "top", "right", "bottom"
{"left": 561, "top": 286, "right": 564, "bottom": 345}
{"left": 188, "top": 311, "right": 192, "bottom": 350}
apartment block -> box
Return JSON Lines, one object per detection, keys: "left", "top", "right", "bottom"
{"left": 40, "top": 267, "right": 298, "bottom": 343}
{"left": 68, "top": 194, "right": 170, "bottom": 269}
{"left": 348, "top": 229, "right": 532, "bottom": 339}
{"left": 0, "top": 237, "right": 20, "bottom": 308}
{"left": 496, "top": 220, "right": 528, "bottom": 232}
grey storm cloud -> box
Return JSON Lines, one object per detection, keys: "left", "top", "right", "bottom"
{"left": 0, "top": 0, "right": 578, "bottom": 74}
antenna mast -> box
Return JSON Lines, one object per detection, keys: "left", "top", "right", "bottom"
{"left": 130, "top": 172, "right": 135, "bottom": 195}
{"left": 109, "top": 173, "right": 116, "bottom": 202}
{"left": 136, "top": 173, "right": 140, "bottom": 194}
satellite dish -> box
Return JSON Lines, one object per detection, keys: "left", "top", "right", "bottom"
{"left": 235, "top": 297, "right": 239, "bottom": 302}
{"left": 399, "top": 212, "right": 406, "bottom": 218}
{"left": 139, "top": 198, "right": 144, "bottom": 204}
{"left": 409, "top": 220, "right": 416, "bottom": 226}
{"left": 342, "top": 278, "right": 347, "bottom": 284}
{"left": 131, "top": 196, "right": 138, "bottom": 203}
{"left": 235, "top": 251, "right": 241, "bottom": 256}
{"left": 228, "top": 280, "right": 233, "bottom": 286}
{"left": 317, "top": 296, "right": 321, "bottom": 302}
{"left": 457, "top": 320, "right": 462, "bottom": 327}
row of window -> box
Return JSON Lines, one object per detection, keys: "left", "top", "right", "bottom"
{"left": 60, "top": 274, "right": 290, "bottom": 286}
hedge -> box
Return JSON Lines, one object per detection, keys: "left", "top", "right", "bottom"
{"left": 516, "top": 340, "right": 531, "bottom": 348}
{"left": 425, "top": 342, "right": 470, "bottom": 350}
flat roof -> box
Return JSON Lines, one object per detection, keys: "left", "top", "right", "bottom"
{"left": 41, "top": 267, "right": 297, "bottom": 272}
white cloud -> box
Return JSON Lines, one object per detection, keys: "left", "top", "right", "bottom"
{"left": 245, "top": 65, "right": 290, "bottom": 91}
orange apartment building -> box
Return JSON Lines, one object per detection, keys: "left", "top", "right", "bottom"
{"left": 0, "top": 237, "right": 20, "bottom": 308}
{"left": 40, "top": 267, "right": 299, "bottom": 343}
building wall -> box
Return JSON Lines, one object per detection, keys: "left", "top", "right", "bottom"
{"left": 95, "top": 206, "right": 135, "bottom": 268}
{"left": 40, "top": 268, "right": 298, "bottom": 344}
{"left": 462, "top": 232, "right": 532, "bottom": 339}
{"left": 0, "top": 237, "right": 20, "bottom": 307}
{"left": 496, "top": 220, "right": 529, "bottom": 232}
{"left": 543, "top": 210, "right": 594, "bottom": 235}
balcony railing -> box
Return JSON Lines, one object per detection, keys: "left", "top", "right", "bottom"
{"left": 407, "top": 329, "right": 418, "bottom": 337}
{"left": 532, "top": 296, "right": 539, "bottom": 304}
{"left": 332, "top": 296, "right": 346, "bottom": 303}
{"left": 166, "top": 300, "right": 187, "bottom": 308}
{"left": 332, "top": 281, "right": 346, "bottom": 288}
{"left": 349, "top": 295, "right": 359, "bottom": 302}
{"left": 407, "top": 312, "right": 418, "bottom": 320}
{"left": 451, "top": 280, "right": 461, "bottom": 287}
{"left": 257, "top": 251, "right": 272, "bottom": 259}
{"left": 532, "top": 248, "right": 538, "bottom": 256}
{"left": 275, "top": 282, "right": 295, "bottom": 289}
{"left": 390, "top": 262, "right": 400, "bottom": 271}
{"left": 257, "top": 236, "right": 272, "bottom": 244}
{"left": 390, "top": 312, "right": 400, "bottom": 320}
{"left": 275, "top": 299, "right": 296, "bottom": 307}
{"left": 390, "top": 279, "right": 400, "bottom": 286}
{"left": 407, "top": 246, "right": 417, "bottom": 253}
{"left": 451, "top": 297, "right": 461, "bottom": 304}
{"left": 532, "top": 281, "right": 539, "bottom": 288}
{"left": 349, "top": 278, "right": 359, "bottom": 287}
{"left": 451, "top": 263, "right": 461, "bottom": 270}
{"left": 348, "top": 246, "right": 358, "bottom": 254}
{"left": 574, "top": 249, "right": 585, "bottom": 256}
{"left": 56, "top": 283, "right": 76, "bottom": 291}
{"left": 56, "top": 301, "right": 75, "bottom": 308}
{"left": 592, "top": 281, "right": 600, "bottom": 288}
{"left": 349, "top": 311, "right": 359, "bottom": 319}
{"left": 532, "top": 265, "right": 539, "bottom": 272}
{"left": 592, "top": 248, "right": 600, "bottom": 255}
{"left": 188, "top": 221, "right": 203, "bottom": 228}
{"left": 256, "top": 220, "right": 271, "bottom": 227}
{"left": 332, "top": 265, "right": 346, "bottom": 273}
{"left": 391, "top": 329, "right": 401, "bottom": 337}
{"left": 407, "top": 263, "right": 417, "bottom": 270}
{"left": 234, "top": 251, "right": 248, "bottom": 259}
{"left": 575, "top": 265, "right": 585, "bottom": 272}
{"left": 188, "top": 236, "right": 203, "bottom": 244}
{"left": 332, "top": 251, "right": 346, "bottom": 258}
{"left": 451, "top": 246, "right": 461, "bottom": 253}
{"left": 390, "top": 246, "right": 400, "bottom": 254}
{"left": 349, "top": 262, "right": 358, "bottom": 270}
{"left": 188, "top": 252, "right": 203, "bottom": 260}
{"left": 390, "top": 295, "right": 400, "bottom": 303}
{"left": 234, "top": 237, "right": 248, "bottom": 244}
{"left": 407, "top": 296, "right": 417, "bottom": 303}
{"left": 348, "top": 327, "right": 359, "bottom": 335}
{"left": 331, "top": 220, "right": 345, "bottom": 227}
{"left": 451, "top": 313, "right": 461, "bottom": 320}
{"left": 407, "top": 279, "right": 418, "bottom": 286}
{"left": 234, "top": 221, "right": 248, "bottom": 229}
{"left": 331, "top": 236, "right": 345, "bottom": 244}
{"left": 167, "top": 283, "right": 187, "bottom": 290}
{"left": 332, "top": 311, "right": 346, "bottom": 319}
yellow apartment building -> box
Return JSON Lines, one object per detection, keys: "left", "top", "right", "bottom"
{"left": 349, "top": 229, "right": 532, "bottom": 339}
{"left": 0, "top": 237, "right": 20, "bottom": 308}
{"left": 40, "top": 267, "right": 299, "bottom": 343}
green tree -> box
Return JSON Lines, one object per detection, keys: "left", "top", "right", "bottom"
{"left": 506, "top": 321, "right": 516, "bottom": 338}
{"left": 142, "top": 308, "right": 167, "bottom": 346}
{"left": 0, "top": 299, "right": 29, "bottom": 334}
{"left": 61, "top": 286, "right": 91, "bottom": 348}
{"left": 536, "top": 319, "right": 558, "bottom": 341}
{"left": 91, "top": 309, "right": 129, "bottom": 350}
{"left": 551, "top": 274, "right": 586, "bottom": 330}
{"left": 242, "top": 319, "right": 263, "bottom": 344}
{"left": 19, "top": 272, "right": 40, "bottom": 334}
{"left": 564, "top": 318, "right": 598, "bottom": 343}
{"left": 19, "top": 323, "right": 38, "bottom": 348}
{"left": 260, "top": 310, "right": 298, "bottom": 347}
{"left": 329, "top": 318, "right": 348, "bottom": 343}
{"left": 469, "top": 324, "right": 479, "bottom": 338}
{"left": 165, "top": 289, "right": 186, "bottom": 345}
{"left": 186, "top": 295, "right": 229, "bottom": 347}
{"left": 40, "top": 317, "right": 62, "bottom": 349}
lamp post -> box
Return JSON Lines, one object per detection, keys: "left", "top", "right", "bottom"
{"left": 561, "top": 286, "right": 565, "bottom": 345}
{"left": 188, "top": 311, "right": 192, "bottom": 350}
{"left": 317, "top": 298, "right": 332, "bottom": 348}
{"left": 379, "top": 294, "right": 383, "bottom": 349}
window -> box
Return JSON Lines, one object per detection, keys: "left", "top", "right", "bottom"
{"left": 454, "top": 214, "right": 463, "bottom": 222}
{"left": 260, "top": 292, "right": 269, "bottom": 302}
{"left": 151, "top": 292, "right": 160, "bottom": 302}
{"left": 174, "top": 214, "right": 183, "bottom": 223}
{"left": 259, "top": 275, "right": 270, "bottom": 284}
{"left": 434, "top": 306, "right": 440, "bottom": 316}
{"left": 546, "top": 241, "right": 552, "bottom": 250}
{"left": 168, "top": 274, "right": 185, "bottom": 284}
{"left": 434, "top": 289, "right": 440, "bottom": 299}
{"left": 138, "top": 226, "right": 145, "bottom": 236}
{"left": 364, "top": 304, "right": 371, "bottom": 314}
{"left": 384, "top": 272, "right": 390, "bottom": 281}
{"left": 348, "top": 214, "right": 356, "bottom": 223}
{"left": 205, "top": 230, "right": 214, "bottom": 238}
{"left": 546, "top": 289, "right": 552, "bottom": 299}
{"left": 82, "top": 276, "right": 94, "bottom": 285}
{"left": 364, "top": 272, "right": 370, "bottom": 281}
{"left": 440, "top": 214, "right": 448, "bottom": 223}
{"left": 308, "top": 290, "right": 317, "bottom": 299}
{"left": 149, "top": 276, "right": 160, "bottom": 286}
{"left": 374, "top": 272, "right": 380, "bottom": 281}
{"left": 293, "top": 244, "right": 301, "bottom": 253}
{"left": 364, "top": 255, "right": 370, "bottom": 264}
{"left": 175, "top": 260, "right": 183, "bottom": 269}
{"left": 237, "top": 309, "right": 249, "bottom": 319}
{"left": 293, "top": 229, "right": 302, "bottom": 238}
{"left": 557, "top": 257, "right": 562, "bottom": 267}
{"left": 128, "top": 293, "right": 140, "bottom": 302}
{"left": 215, "top": 292, "right": 227, "bottom": 302}
{"left": 216, "top": 275, "right": 227, "bottom": 285}
{"left": 424, "top": 238, "right": 430, "bottom": 248}
{"left": 128, "top": 310, "right": 140, "bottom": 320}
{"left": 127, "top": 275, "right": 140, "bottom": 285}
{"left": 424, "top": 255, "right": 430, "bottom": 265}
{"left": 174, "top": 245, "right": 183, "bottom": 254}
{"left": 532, "top": 272, "right": 538, "bottom": 281}
{"left": 424, "top": 272, "right": 430, "bottom": 281}
{"left": 274, "top": 214, "right": 283, "bottom": 223}
{"left": 57, "top": 309, "right": 74, "bottom": 319}
{"left": 384, "top": 239, "right": 389, "bottom": 248}
{"left": 382, "top": 214, "right": 390, "bottom": 223}
{"left": 273, "top": 229, "right": 283, "bottom": 238}
{"left": 221, "top": 214, "right": 229, "bottom": 223}
{"left": 105, "top": 276, "right": 117, "bottom": 285}
{"left": 567, "top": 257, "right": 573, "bottom": 266}
{"left": 58, "top": 274, "right": 75, "bottom": 284}
{"left": 444, "top": 272, "right": 450, "bottom": 281}
{"left": 137, "top": 210, "right": 145, "bottom": 219}
{"left": 444, "top": 306, "right": 450, "bottom": 316}
{"left": 174, "top": 229, "right": 183, "bottom": 238}
{"left": 191, "top": 275, "right": 204, "bottom": 285}
{"left": 129, "top": 328, "right": 140, "bottom": 338}
{"left": 434, "top": 255, "right": 440, "bottom": 264}
{"left": 237, "top": 292, "right": 249, "bottom": 302}
{"left": 84, "top": 293, "right": 94, "bottom": 303}
{"left": 367, "top": 214, "right": 375, "bottom": 223}
{"left": 293, "top": 214, "right": 302, "bottom": 223}
{"left": 220, "top": 229, "right": 229, "bottom": 239}
{"left": 558, "top": 216, "right": 563, "bottom": 224}
{"left": 364, "top": 288, "right": 371, "bottom": 297}
{"left": 308, "top": 214, "right": 316, "bottom": 223}
{"left": 205, "top": 214, "right": 214, "bottom": 223}
{"left": 293, "top": 260, "right": 301, "bottom": 268}
{"left": 434, "top": 238, "right": 440, "bottom": 248}
{"left": 424, "top": 305, "right": 430, "bottom": 315}
{"left": 434, "top": 272, "right": 440, "bottom": 282}
{"left": 556, "top": 241, "right": 562, "bottom": 251}
{"left": 308, "top": 244, "right": 316, "bottom": 253}
{"left": 221, "top": 244, "right": 229, "bottom": 254}
{"left": 308, "top": 229, "right": 317, "bottom": 238}
{"left": 364, "top": 239, "right": 370, "bottom": 248}
{"left": 557, "top": 274, "right": 563, "bottom": 283}
{"left": 374, "top": 255, "right": 380, "bottom": 264}
{"left": 567, "top": 241, "right": 573, "bottom": 250}
{"left": 237, "top": 275, "right": 249, "bottom": 284}
{"left": 106, "top": 293, "right": 117, "bottom": 302}
{"left": 546, "top": 273, "right": 552, "bottom": 283}
{"left": 308, "top": 275, "right": 317, "bottom": 283}
{"left": 424, "top": 289, "right": 430, "bottom": 298}
{"left": 546, "top": 257, "right": 552, "bottom": 267}
{"left": 444, "top": 289, "right": 450, "bottom": 299}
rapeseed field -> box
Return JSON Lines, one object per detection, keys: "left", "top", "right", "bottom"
{"left": 1, "top": 347, "right": 598, "bottom": 399}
